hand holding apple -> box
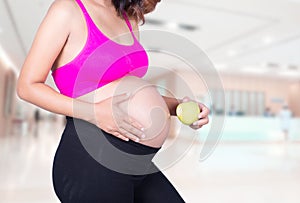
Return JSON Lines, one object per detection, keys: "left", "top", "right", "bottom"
{"left": 177, "top": 96, "right": 209, "bottom": 129}
{"left": 176, "top": 101, "right": 200, "bottom": 125}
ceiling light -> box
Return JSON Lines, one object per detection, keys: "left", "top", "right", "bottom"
{"left": 178, "top": 24, "right": 198, "bottom": 31}
{"left": 266, "top": 62, "right": 280, "bottom": 69}
{"left": 214, "top": 64, "right": 228, "bottom": 70}
{"left": 262, "top": 36, "right": 273, "bottom": 44}
{"left": 166, "top": 22, "right": 179, "bottom": 29}
{"left": 288, "top": 65, "right": 298, "bottom": 70}
{"left": 242, "top": 66, "right": 268, "bottom": 74}
{"left": 280, "top": 70, "right": 300, "bottom": 77}
{"left": 227, "top": 50, "right": 237, "bottom": 57}
{"left": 145, "top": 19, "right": 163, "bottom": 26}
{"left": 145, "top": 18, "right": 198, "bottom": 32}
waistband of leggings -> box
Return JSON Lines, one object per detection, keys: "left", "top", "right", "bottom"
{"left": 65, "top": 116, "right": 161, "bottom": 154}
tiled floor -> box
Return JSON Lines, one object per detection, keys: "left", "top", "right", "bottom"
{"left": 1, "top": 119, "right": 300, "bottom": 203}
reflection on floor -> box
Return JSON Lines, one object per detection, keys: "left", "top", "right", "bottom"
{"left": 0, "top": 118, "right": 300, "bottom": 203}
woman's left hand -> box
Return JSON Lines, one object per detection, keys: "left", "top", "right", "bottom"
{"left": 181, "top": 96, "right": 210, "bottom": 130}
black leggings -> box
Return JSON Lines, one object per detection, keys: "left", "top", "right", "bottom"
{"left": 52, "top": 117, "right": 185, "bottom": 203}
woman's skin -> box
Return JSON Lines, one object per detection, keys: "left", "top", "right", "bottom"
{"left": 17, "top": 0, "right": 209, "bottom": 144}
{"left": 78, "top": 75, "right": 172, "bottom": 147}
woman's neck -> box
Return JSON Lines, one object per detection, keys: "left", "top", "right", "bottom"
{"left": 93, "top": 0, "right": 114, "bottom": 8}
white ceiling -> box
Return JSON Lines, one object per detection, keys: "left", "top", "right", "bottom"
{"left": 0, "top": 0, "right": 300, "bottom": 79}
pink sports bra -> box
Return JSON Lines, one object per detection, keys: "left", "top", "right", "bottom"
{"left": 52, "top": 0, "right": 148, "bottom": 98}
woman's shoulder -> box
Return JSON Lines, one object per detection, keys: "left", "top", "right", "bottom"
{"left": 47, "top": 0, "right": 78, "bottom": 19}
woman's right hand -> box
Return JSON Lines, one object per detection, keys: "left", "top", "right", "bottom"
{"left": 94, "top": 93, "right": 146, "bottom": 142}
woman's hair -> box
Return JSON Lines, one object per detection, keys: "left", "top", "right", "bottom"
{"left": 112, "top": 0, "right": 161, "bottom": 24}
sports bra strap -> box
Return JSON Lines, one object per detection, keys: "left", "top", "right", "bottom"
{"left": 75, "top": 0, "right": 91, "bottom": 22}
{"left": 122, "top": 11, "right": 133, "bottom": 32}
{"left": 76, "top": 0, "right": 94, "bottom": 28}
{"left": 76, "top": 0, "right": 133, "bottom": 32}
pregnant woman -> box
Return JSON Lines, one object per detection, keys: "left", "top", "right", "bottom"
{"left": 17, "top": 0, "right": 209, "bottom": 202}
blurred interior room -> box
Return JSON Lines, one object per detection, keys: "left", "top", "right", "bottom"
{"left": 0, "top": 0, "right": 299, "bottom": 202}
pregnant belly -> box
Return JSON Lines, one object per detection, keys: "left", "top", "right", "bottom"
{"left": 77, "top": 75, "right": 171, "bottom": 148}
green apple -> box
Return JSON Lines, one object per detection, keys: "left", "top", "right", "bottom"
{"left": 176, "top": 101, "right": 200, "bottom": 125}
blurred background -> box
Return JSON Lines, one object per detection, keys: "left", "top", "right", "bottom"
{"left": 0, "top": 0, "right": 299, "bottom": 202}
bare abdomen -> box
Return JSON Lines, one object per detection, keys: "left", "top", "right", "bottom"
{"left": 78, "top": 75, "right": 171, "bottom": 148}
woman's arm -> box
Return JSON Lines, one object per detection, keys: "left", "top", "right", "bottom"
{"left": 161, "top": 96, "right": 182, "bottom": 116}
{"left": 17, "top": 1, "right": 144, "bottom": 142}
{"left": 17, "top": 1, "right": 84, "bottom": 118}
